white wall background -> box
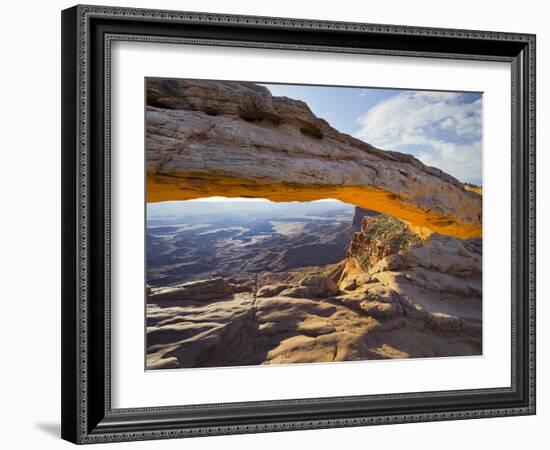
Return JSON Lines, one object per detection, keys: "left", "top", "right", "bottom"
{"left": 0, "top": 0, "right": 546, "bottom": 448}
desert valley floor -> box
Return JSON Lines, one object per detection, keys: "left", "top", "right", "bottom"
{"left": 146, "top": 201, "right": 482, "bottom": 369}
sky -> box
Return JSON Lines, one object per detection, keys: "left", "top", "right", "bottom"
{"left": 147, "top": 199, "right": 353, "bottom": 219}
{"left": 261, "top": 83, "right": 482, "bottom": 185}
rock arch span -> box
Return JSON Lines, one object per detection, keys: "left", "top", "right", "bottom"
{"left": 146, "top": 79, "right": 482, "bottom": 239}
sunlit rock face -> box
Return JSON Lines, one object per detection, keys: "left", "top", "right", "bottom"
{"left": 146, "top": 210, "right": 482, "bottom": 370}
{"left": 347, "top": 215, "right": 422, "bottom": 271}
{"left": 146, "top": 79, "right": 482, "bottom": 238}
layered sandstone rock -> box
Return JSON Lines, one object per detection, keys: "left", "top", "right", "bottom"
{"left": 146, "top": 219, "right": 482, "bottom": 369}
{"left": 149, "top": 277, "right": 234, "bottom": 303}
{"left": 146, "top": 79, "right": 482, "bottom": 238}
{"left": 347, "top": 215, "right": 421, "bottom": 271}
{"left": 338, "top": 215, "right": 482, "bottom": 357}
{"left": 146, "top": 291, "right": 256, "bottom": 369}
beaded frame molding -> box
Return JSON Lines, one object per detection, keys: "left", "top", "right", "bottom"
{"left": 61, "top": 4, "right": 536, "bottom": 444}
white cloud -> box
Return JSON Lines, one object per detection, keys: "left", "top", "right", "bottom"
{"left": 354, "top": 91, "right": 482, "bottom": 184}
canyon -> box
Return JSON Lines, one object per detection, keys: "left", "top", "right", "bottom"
{"left": 147, "top": 207, "right": 482, "bottom": 369}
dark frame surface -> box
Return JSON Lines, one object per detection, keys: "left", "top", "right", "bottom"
{"left": 61, "top": 4, "right": 536, "bottom": 444}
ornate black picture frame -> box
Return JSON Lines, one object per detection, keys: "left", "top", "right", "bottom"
{"left": 61, "top": 4, "right": 536, "bottom": 444}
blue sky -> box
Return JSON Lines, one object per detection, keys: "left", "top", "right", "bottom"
{"left": 261, "top": 83, "right": 482, "bottom": 185}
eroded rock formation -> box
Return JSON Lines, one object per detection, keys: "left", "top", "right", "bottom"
{"left": 147, "top": 213, "right": 481, "bottom": 370}
{"left": 145, "top": 80, "right": 483, "bottom": 370}
{"left": 146, "top": 79, "right": 482, "bottom": 238}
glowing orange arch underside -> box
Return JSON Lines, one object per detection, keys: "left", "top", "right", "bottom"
{"left": 147, "top": 175, "right": 482, "bottom": 239}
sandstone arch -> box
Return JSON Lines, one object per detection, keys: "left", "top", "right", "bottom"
{"left": 146, "top": 79, "right": 482, "bottom": 239}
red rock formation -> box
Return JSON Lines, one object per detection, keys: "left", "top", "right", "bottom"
{"left": 347, "top": 215, "right": 421, "bottom": 271}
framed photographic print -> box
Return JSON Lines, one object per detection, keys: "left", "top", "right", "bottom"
{"left": 61, "top": 4, "right": 536, "bottom": 444}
